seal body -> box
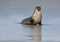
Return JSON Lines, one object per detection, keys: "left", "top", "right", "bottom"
{"left": 21, "top": 6, "right": 42, "bottom": 25}
{"left": 32, "top": 7, "right": 42, "bottom": 25}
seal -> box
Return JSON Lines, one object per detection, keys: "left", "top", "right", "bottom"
{"left": 20, "top": 6, "right": 42, "bottom": 25}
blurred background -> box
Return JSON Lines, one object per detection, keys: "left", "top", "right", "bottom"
{"left": 0, "top": 0, "right": 60, "bottom": 42}
{"left": 0, "top": 0, "right": 60, "bottom": 24}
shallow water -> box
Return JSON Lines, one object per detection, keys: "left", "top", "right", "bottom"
{"left": 0, "top": 13, "right": 60, "bottom": 42}
{"left": 0, "top": 0, "right": 60, "bottom": 42}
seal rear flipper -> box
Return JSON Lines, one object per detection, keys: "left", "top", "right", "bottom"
{"left": 20, "top": 16, "right": 32, "bottom": 24}
{"left": 21, "top": 21, "right": 31, "bottom": 25}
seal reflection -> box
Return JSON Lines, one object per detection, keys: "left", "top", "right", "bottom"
{"left": 33, "top": 25, "right": 41, "bottom": 42}
{"left": 23, "top": 25, "right": 41, "bottom": 42}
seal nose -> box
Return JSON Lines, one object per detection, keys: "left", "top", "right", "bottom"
{"left": 36, "top": 6, "right": 41, "bottom": 11}
{"left": 37, "top": 8, "right": 40, "bottom": 11}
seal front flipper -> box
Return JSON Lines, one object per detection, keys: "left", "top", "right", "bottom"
{"left": 38, "top": 21, "right": 42, "bottom": 25}
{"left": 30, "top": 19, "right": 34, "bottom": 24}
